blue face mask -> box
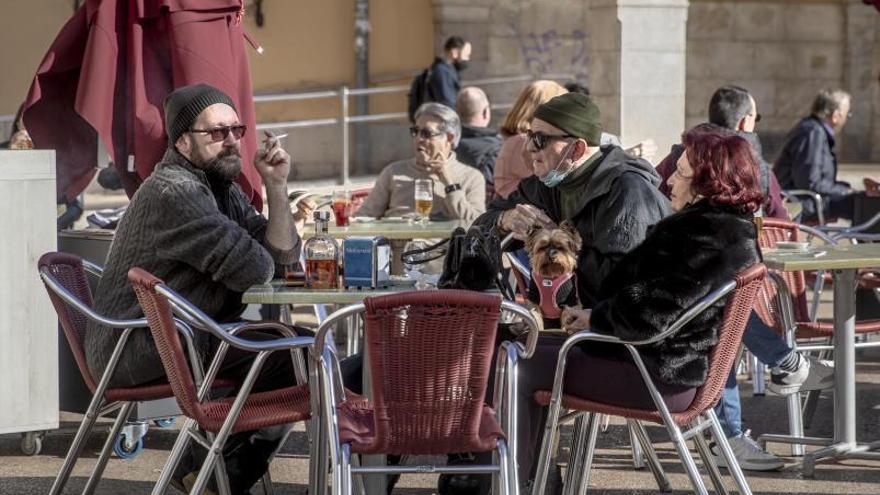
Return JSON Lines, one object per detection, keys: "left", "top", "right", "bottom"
{"left": 539, "top": 142, "right": 574, "bottom": 188}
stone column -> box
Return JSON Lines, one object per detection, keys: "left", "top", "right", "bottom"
{"left": 594, "top": 0, "right": 689, "bottom": 156}
{"left": 843, "top": 0, "right": 878, "bottom": 162}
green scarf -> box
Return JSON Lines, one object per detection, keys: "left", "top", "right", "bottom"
{"left": 557, "top": 151, "right": 602, "bottom": 220}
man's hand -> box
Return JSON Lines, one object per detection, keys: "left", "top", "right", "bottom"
{"left": 254, "top": 131, "right": 291, "bottom": 190}
{"left": 499, "top": 204, "right": 556, "bottom": 240}
{"left": 561, "top": 307, "right": 591, "bottom": 334}
{"left": 292, "top": 198, "right": 316, "bottom": 234}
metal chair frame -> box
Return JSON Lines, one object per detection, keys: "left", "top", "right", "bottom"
{"left": 39, "top": 258, "right": 202, "bottom": 495}
{"left": 782, "top": 189, "right": 826, "bottom": 225}
{"left": 531, "top": 276, "right": 757, "bottom": 495}
{"left": 312, "top": 295, "right": 540, "bottom": 495}
{"left": 130, "top": 275, "right": 314, "bottom": 495}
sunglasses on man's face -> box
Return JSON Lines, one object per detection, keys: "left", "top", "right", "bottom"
{"left": 189, "top": 124, "right": 247, "bottom": 143}
{"left": 409, "top": 126, "right": 445, "bottom": 140}
{"left": 527, "top": 130, "right": 575, "bottom": 151}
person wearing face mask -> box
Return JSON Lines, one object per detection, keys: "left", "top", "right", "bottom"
{"left": 656, "top": 85, "right": 788, "bottom": 220}
{"left": 472, "top": 92, "right": 670, "bottom": 308}
{"left": 425, "top": 36, "right": 472, "bottom": 109}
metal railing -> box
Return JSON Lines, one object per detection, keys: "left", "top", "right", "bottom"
{"left": 1, "top": 73, "right": 574, "bottom": 183}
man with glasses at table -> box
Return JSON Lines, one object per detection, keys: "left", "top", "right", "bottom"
{"left": 358, "top": 102, "right": 486, "bottom": 224}
{"left": 86, "top": 83, "right": 305, "bottom": 494}
{"left": 473, "top": 92, "right": 669, "bottom": 308}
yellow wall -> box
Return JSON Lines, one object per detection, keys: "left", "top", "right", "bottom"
{"left": 0, "top": 1, "right": 433, "bottom": 122}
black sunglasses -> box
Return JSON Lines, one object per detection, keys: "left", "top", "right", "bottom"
{"left": 527, "top": 130, "right": 575, "bottom": 151}
{"left": 189, "top": 124, "right": 247, "bottom": 143}
{"left": 409, "top": 126, "right": 444, "bottom": 140}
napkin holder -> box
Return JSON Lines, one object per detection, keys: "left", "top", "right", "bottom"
{"left": 343, "top": 236, "right": 391, "bottom": 288}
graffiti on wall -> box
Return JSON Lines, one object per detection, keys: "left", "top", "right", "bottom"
{"left": 513, "top": 23, "right": 590, "bottom": 82}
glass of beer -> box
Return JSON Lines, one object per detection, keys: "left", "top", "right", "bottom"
{"left": 414, "top": 179, "right": 433, "bottom": 225}
{"left": 331, "top": 189, "right": 352, "bottom": 227}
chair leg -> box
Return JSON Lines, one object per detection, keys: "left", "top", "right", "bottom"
{"left": 213, "top": 453, "right": 232, "bottom": 495}
{"left": 530, "top": 404, "right": 564, "bottom": 495}
{"left": 572, "top": 413, "right": 600, "bottom": 495}
{"left": 151, "top": 418, "right": 197, "bottom": 495}
{"left": 693, "top": 431, "right": 729, "bottom": 495}
{"left": 705, "top": 409, "right": 752, "bottom": 495}
{"left": 664, "top": 421, "right": 708, "bottom": 495}
{"left": 340, "top": 444, "right": 353, "bottom": 495}
{"left": 81, "top": 401, "right": 136, "bottom": 495}
{"left": 563, "top": 413, "right": 590, "bottom": 495}
{"left": 628, "top": 420, "right": 671, "bottom": 493}
{"left": 750, "top": 354, "right": 766, "bottom": 396}
{"left": 497, "top": 439, "right": 516, "bottom": 495}
{"left": 49, "top": 396, "right": 108, "bottom": 495}
{"left": 628, "top": 422, "right": 645, "bottom": 469}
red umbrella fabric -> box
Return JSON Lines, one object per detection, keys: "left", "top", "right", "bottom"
{"left": 22, "top": 0, "right": 263, "bottom": 209}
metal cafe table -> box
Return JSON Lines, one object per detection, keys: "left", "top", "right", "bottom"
{"left": 760, "top": 243, "right": 880, "bottom": 475}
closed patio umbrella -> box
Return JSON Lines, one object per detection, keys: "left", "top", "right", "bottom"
{"left": 22, "top": 0, "right": 264, "bottom": 209}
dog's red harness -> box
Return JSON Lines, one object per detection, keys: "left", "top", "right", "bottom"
{"left": 532, "top": 271, "right": 575, "bottom": 319}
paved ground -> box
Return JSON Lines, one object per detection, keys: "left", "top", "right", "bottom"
{"left": 1, "top": 344, "right": 878, "bottom": 494}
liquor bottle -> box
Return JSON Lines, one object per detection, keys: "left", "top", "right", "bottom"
{"left": 304, "top": 211, "right": 340, "bottom": 289}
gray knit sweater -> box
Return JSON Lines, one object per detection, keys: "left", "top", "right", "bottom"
{"left": 86, "top": 149, "right": 300, "bottom": 387}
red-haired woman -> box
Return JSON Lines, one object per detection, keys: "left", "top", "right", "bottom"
{"left": 514, "top": 129, "right": 766, "bottom": 489}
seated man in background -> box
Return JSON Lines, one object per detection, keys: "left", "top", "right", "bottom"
{"left": 657, "top": 85, "right": 787, "bottom": 220}
{"left": 87, "top": 84, "right": 302, "bottom": 494}
{"left": 455, "top": 86, "right": 502, "bottom": 201}
{"left": 358, "top": 102, "right": 486, "bottom": 224}
{"left": 774, "top": 88, "right": 855, "bottom": 222}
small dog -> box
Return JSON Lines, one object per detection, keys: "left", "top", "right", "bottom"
{"left": 524, "top": 221, "right": 582, "bottom": 329}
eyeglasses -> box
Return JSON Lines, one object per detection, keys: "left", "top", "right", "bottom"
{"left": 527, "top": 130, "right": 575, "bottom": 151}
{"left": 189, "top": 124, "right": 247, "bottom": 142}
{"left": 409, "top": 126, "right": 444, "bottom": 140}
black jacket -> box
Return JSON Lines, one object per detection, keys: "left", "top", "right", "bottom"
{"left": 474, "top": 146, "right": 671, "bottom": 307}
{"left": 590, "top": 200, "right": 760, "bottom": 387}
{"left": 456, "top": 125, "right": 502, "bottom": 186}
{"left": 774, "top": 116, "right": 850, "bottom": 217}
{"left": 427, "top": 57, "right": 460, "bottom": 109}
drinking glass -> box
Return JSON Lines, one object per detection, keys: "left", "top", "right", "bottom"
{"left": 414, "top": 179, "right": 433, "bottom": 225}
{"left": 331, "top": 189, "right": 352, "bottom": 226}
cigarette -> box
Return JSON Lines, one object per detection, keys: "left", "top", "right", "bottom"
{"left": 812, "top": 251, "right": 827, "bottom": 258}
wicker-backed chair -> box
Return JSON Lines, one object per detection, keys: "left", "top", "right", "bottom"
{"left": 38, "top": 252, "right": 235, "bottom": 495}
{"left": 530, "top": 264, "right": 767, "bottom": 495}
{"left": 313, "top": 290, "right": 540, "bottom": 495}
{"left": 128, "top": 267, "right": 313, "bottom": 495}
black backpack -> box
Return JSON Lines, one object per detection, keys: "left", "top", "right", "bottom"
{"left": 407, "top": 67, "right": 432, "bottom": 123}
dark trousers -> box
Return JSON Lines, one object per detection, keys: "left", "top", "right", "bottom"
{"left": 514, "top": 334, "right": 697, "bottom": 484}
{"left": 185, "top": 327, "right": 361, "bottom": 495}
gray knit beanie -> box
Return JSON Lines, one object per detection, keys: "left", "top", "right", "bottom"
{"left": 164, "top": 84, "right": 236, "bottom": 144}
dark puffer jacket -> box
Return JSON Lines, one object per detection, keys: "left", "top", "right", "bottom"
{"left": 590, "top": 200, "right": 760, "bottom": 387}
{"left": 474, "top": 145, "right": 671, "bottom": 308}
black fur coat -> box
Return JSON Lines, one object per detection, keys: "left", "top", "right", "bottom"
{"left": 589, "top": 200, "right": 760, "bottom": 387}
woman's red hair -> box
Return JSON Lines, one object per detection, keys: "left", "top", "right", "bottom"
{"left": 683, "top": 128, "right": 763, "bottom": 213}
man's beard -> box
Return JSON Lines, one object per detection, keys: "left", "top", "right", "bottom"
{"left": 201, "top": 147, "right": 242, "bottom": 182}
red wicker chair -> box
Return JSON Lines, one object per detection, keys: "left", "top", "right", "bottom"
{"left": 128, "top": 267, "right": 314, "bottom": 495}
{"left": 38, "top": 252, "right": 236, "bottom": 495}
{"left": 313, "top": 290, "right": 540, "bottom": 495}
{"left": 530, "top": 264, "right": 767, "bottom": 495}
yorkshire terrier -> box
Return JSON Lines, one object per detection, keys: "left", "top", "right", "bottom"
{"left": 524, "top": 221, "right": 582, "bottom": 329}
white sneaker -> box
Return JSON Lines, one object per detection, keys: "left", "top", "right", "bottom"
{"left": 711, "top": 430, "right": 784, "bottom": 472}
{"left": 768, "top": 355, "right": 834, "bottom": 395}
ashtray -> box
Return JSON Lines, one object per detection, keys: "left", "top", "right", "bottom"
{"left": 775, "top": 241, "right": 810, "bottom": 251}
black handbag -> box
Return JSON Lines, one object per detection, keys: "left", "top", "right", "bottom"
{"left": 438, "top": 225, "right": 514, "bottom": 300}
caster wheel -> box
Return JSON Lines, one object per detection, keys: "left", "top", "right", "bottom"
{"left": 20, "top": 432, "right": 43, "bottom": 456}
{"left": 153, "top": 417, "right": 175, "bottom": 428}
{"left": 113, "top": 434, "right": 144, "bottom": 460}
